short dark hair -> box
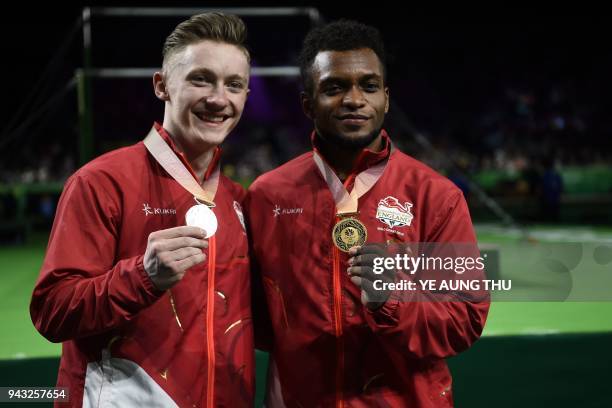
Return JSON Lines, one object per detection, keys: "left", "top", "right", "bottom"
{"left": 162, "top": 12, "right": 249, "bottom": 73}
{"left": 298, "top": 20, "right": 387, "bottom": 95}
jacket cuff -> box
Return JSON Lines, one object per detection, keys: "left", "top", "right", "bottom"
{"left": 364, "top": 289, "right": 402, "bottom": 328}
{"left": 136, "top": 255, "right": 165, "bottom": 300}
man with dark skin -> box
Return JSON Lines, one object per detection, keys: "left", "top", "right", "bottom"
{"left": 301, "top": 40, "right": 394, "bottom": 308}
{"left": 306, "top": 46, "right": 388, "bottom": 175}
{"left": 247, "top": 20, "right": 489, "bottom": 407}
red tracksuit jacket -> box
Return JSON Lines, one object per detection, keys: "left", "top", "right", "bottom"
{"left": 30, "top": 124, "right": 254, "bottom": 407}
{"left": 246, "top": 131, "right": 489, "bottom": 407}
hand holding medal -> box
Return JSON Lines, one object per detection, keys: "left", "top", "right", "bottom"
{"left": 141, "top": 127, "right": 221, "bottom": 291}
{"left": 347, "top": 244, "right": 396, "bottom": 310}
{"left": 143, "top": 126, "right": 220, "bottom": 239}
{"left": 313, "top": 147, "right": 392, "bottom": 308}
{"left": 143, "top": 226, "right": 208, "bottom": 291}
{"left": 313, "top": 150, "right": 388, "bottom": 253}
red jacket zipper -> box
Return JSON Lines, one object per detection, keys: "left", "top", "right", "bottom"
{"left": 332, "top": 230, "right": 344, "bottom": 408}
{"left": 205, "top": 236, "right": 216, "bottom": 408}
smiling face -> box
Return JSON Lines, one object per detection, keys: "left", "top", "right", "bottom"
{"left": 154, "top": 39, "right": 250, "bottom": 154}
{"left": 302, "top": 48, "right": 389, "bottom": 148}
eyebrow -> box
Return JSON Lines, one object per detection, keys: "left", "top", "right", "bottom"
{"left": 318, "top": 76, "right": 349, "bottom": 87}
{"left": 360, "top": 73, "right": 383, "bottom": 82}
{"left": 187, "top": 68, "right": 247, "bottom": 83}
{"left": 225, "top": 74, "right": 248, "bottom": 84}
{"left": 319, "top": 72, "right": 383, "bottom": 86}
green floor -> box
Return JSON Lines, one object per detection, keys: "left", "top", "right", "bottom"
{"left": 1, "top": 239, "right": 60, "bottom": 359}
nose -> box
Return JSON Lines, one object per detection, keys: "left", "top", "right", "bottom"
{"left": 204, "top": 84, "right": 229, "bottom": 111}
{"left": 342, "top": 86, "right": 366, "bottom": 109}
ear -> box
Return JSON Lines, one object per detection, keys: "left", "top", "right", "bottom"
{"left": 245, "top": 73, "right": 251, "bottom": 99}
{"left": 384, "top": 86, "right": 390, "bottom": 114}
{"left": 301, "top": 91, "right": 314, "bottom": 121}
{"left": 153, "top": 71, "right": 170, "bottom": 101}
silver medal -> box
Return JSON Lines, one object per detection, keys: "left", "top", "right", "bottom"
{"left": 185, "top": 204, "right": 218, "bottom": 238}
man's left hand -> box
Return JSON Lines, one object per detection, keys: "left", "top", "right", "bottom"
{"left": 347, "top": 244, "right": 396, "bottom": 310}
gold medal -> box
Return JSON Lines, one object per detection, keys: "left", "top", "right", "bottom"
{"left": 332, "top": 217, "right": 367, "bottom": 252}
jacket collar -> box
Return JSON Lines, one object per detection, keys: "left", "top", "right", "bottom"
{"left": 153, "top": 122, "right": 221, "bottom": 182}
{"left": 311, "top": 129, "right": 391, "bottom": 185}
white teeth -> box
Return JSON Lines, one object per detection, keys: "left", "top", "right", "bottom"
{"left": 198, "top": 114, "right": 225, "bottom": 123}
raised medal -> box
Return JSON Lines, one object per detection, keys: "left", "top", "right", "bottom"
{"left": 185, "top": 204, "right": 218, "bottom": 238}
{"left": 332, "top": 217, "right": 367, "bottom": 252}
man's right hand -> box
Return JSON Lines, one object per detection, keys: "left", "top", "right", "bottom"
{"left": 143, "top": 226, "right": 208, "bottom": 291}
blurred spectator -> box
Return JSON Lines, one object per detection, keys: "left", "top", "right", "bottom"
{"left": 539, "top": 156, "right": 564, "bottom": 222}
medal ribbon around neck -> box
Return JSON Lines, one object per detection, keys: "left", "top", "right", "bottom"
{"left": 313, "top": 148, "right": 391, "bottom": 251}
{"left": 144, "top": 126, "right": 220, "bottom": 238}
{"left": 144, "top": 126, "right": 220, "bottom": 206}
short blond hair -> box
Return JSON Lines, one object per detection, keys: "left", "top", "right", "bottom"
{"left": 162, "top": 12, "right": 250, "bottom": 72}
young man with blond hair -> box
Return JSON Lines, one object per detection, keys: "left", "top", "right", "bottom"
{"left": 31, "top": 12, "right": 254, "bottom": 407}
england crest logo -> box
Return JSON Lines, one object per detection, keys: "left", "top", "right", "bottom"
{"left": 376, "top": 196, "right": 413, "bottom": 228}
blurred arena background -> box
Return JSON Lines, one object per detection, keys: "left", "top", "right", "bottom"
{"left": 1, "top": 5, "right": 611, "bottom": 407}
